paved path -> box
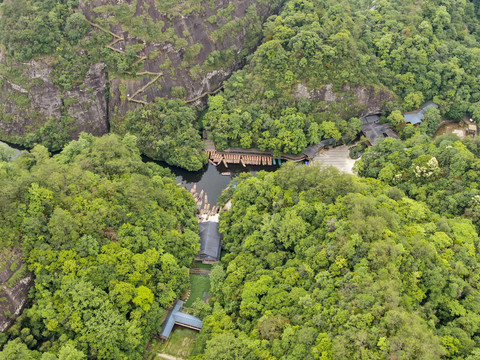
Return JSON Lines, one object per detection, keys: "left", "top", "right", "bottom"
{"left": 313, "top": 145, "right": 357, "bottom": 175}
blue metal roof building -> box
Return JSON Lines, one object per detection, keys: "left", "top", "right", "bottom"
{"left": 404, "top": 101, "right": 439, "bottom": 125}
{"left": 160, "top": 300, "right": 203, "bottom": 339}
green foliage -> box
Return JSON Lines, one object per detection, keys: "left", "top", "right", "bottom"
{"left": 121, "top": 99, "right": 208, "bottom": 171}
{"left": 198, "top": 163, "right": 480, "bottom": 359}
{"left": 387, "top": 110, "right": 405, "bottom": 132}
{"left": 0, "top": 133, "right": 199, "bottom": 359}
{"left": 171, "top": 86, "right": 187, "bottom": 98}
{"left": 22, "top": 116, "right": 74, "bottom": 153}
{"left": 0, "top": 0, "right": 81, "bottom": 61}
{"left": 420, "top": 107, "right": 442, "bottom": 137}
{"left": 357, "top": 133, "right": 480, "bottom": 219}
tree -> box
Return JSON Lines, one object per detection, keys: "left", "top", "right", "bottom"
{"left": 64, "top": 13, "right": 90, "bottom": 44}
{"left": 0, "top": 339, "right": 37, "bottom": 359}
{"left": 58, "top": 344, "right": 87, "bottom": 360}
{"left": 404, "top": 92, "right": 425, "bottom": 111}
{"left": 204, "top": 334, "right": 248, "bottom": 360}
{"left": 420, "top": 107, "right": 441, "bottom": 137}
{"left": 387, "top": 110, "right": 405, "bottom": 132}
{"left": 133, "top": 286, "right": 154, "bottom": 312}
{"left": 121, "top": 99, "right": 208, "bottom": 171}
{"left": 318, "top": 121, "right": 341, "bottom": 140}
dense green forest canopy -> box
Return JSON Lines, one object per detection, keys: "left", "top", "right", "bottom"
{"left": 117, "top": 99, "right": 208, "bottom": 171}
{"left": 3, "top": 0, "right": 480, "bottom": 359}
{"left": 192, "top": 163, "right": 480, "bottom": 359}
{"left": 0, "top": 133, "right": 199, "bottom": 359}
{"left": 356, "top": 132, "right": 480, "bottom": 222}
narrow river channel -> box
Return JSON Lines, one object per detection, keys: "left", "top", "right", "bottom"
{"left": 152, "top": 161, "right": 279, "bottom": 205}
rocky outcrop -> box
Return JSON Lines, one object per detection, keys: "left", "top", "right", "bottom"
{"left": 0, "top": 59, "right": 108, "bottom": 144}
{"left": 0, "top": 249, "right": 33, "bottom": 333}
{"left": 65, "top": 63, "right": 108, "bottom": 138}
{"left": 295, "top": 83, "right": 397, "bottom": 117}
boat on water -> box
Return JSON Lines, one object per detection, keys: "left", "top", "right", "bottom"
{"left": 221, "top": 172, "right": 231, "bottom": 176}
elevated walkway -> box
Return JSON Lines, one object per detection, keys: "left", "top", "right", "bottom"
{"left": 160, "top": 300, "right": 203, "bottom": 340}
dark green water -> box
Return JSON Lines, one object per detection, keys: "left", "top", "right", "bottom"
{"left": 157, "top": 162, "right": 279, "bottom": 205}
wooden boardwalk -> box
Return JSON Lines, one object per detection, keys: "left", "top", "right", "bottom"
{"left": 204, "top": 141, "right": 307, "bottom": 167}
{"left": 206, "top": 150, "right": 275, "bottom": 167}
{"left": 86, "top": 19, "right": 163, "bottom": 105}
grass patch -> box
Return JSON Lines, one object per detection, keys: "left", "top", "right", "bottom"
{"left": 9, "top": 260, "right": 18, "bottom": 272}
{"left": 191, "top": 261, "right": 212, "bottom": 269}
{"left": 144, "top": 338, "right": 166, "bottom": 360}
{"left": 163, "top": 326, "right": 197, "bottom": 358}
{"left": 185, "top": 275, "right": 210, "bottom": 307}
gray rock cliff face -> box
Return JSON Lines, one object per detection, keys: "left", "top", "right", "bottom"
{"left": 65, "top": 63, "right": 108, "bottom": 138}
{"left": 0, "top": 59, "right": 60, "bottom": 137}
{"left": 0, "top": 59, "right": 108, "bottom": 145}
{"left": 0, "top": 249, "right": 33, "bottom": 333}
{"left": 295, "top": 83, "right": 397, "bottom": 117}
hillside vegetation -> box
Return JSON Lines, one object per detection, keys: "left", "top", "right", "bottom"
{"left": 0, "top": 134, "right": 199, "bottom": 359}
{"left": 192, "top": 163, "right": 480, "bottom": 359}
{"left": 0, "top": 0, "right": 283, "bottom": 169}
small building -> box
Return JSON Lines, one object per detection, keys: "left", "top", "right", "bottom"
{"left": 467, "top": 124, "right": 478, "bottom": 136}
{"left": 403, "top": 101, "right": 439, "bottom": 125}
{"left": 195, "top": 221, "right": 221, "bottom": 264}
{"left": 160, "top": 300, "right": 203, "bottom": 340}
{"left": 466, "top": 118, "right": 478, "bottom": 137}
{"left": 361, "top": 115, "right": 398, "bottom": 145}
